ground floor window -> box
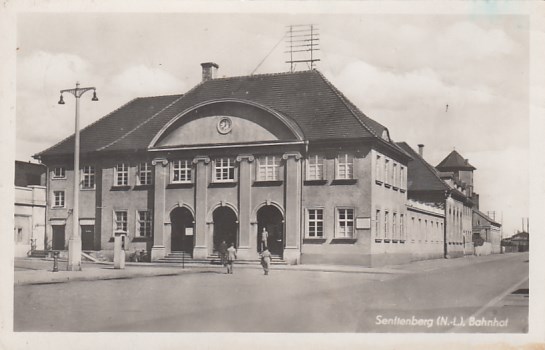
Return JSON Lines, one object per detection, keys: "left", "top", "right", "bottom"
{"left": 137, "top": 210, "right": 152, "bottom": 237}
{"left": 307, "top": 209, "right": 323, "bottom": 238}
{"left": 53, "top": 191, "right": 65, "bottom": 208}
{"left": 114, "top": 211, "right": 128, "bottom": 235}
{"left": 336, "top": 208, "right": 354, "bottom": 238}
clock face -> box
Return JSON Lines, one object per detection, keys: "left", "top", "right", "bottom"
{"left": 217, "top": 117, "right": 233, "bottom": 134}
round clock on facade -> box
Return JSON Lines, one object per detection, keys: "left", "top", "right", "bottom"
{"left": 217, "top": 117, "right": 233, "bottom": 134}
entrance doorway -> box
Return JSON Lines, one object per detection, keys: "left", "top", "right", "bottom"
{"left": 52, "top": 225, "right": 65, "bottom": 250}
{"left": 81, "top": 225, "right": 95, "bottom": 250}
{"left": 257, "top": 205, "right": 284, "bottom": 256}
{"left": 170, "top": 207, "right": 195, "bottom": 254}
{"left": 212, "top": 206, "right": 238, "bottom": 251}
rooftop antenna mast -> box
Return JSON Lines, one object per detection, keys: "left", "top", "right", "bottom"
{"left": 286, "top": 24, "right": 320, "bottom": 72}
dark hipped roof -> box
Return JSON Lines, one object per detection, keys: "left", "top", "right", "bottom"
{"left": 396, "top": 142, "right": 449, "bottom": 192}
{"left": 436, "top": 150, "right": 476, "bottom": 171}
{"left": 35, "top": 70, "right": 394, "bottom": 158}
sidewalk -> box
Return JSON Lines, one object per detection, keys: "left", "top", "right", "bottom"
{"left": 14, "top": 252, "right": 527, "bottom": 286}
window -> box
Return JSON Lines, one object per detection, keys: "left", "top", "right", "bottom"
{"left": 375, "top": 209, "right": 381, "bottom": 238}
{"left": 384, "top": 159, "right": 390, "bottom": 184}
{"left": 52, "top": 167, "right": 65, "bottom": 179}
{"left": 115, "top": 163, "right": 129, "bottom": 186}
{"left": 114, "top": 211, "right": 128, "bottom": 234}
{"left": 82, "top": 165, "right": 95, "bottom": 189}
{"left": 393, "top": 163, "right": 398, "bottom": 187}
{"left": 172, "top": 160, "right": 192, "bottom": 183}
{"left": 307, "top": 154, "right": 324, "bottom": 180}
{"left": 336, "top": 208, "right": 354, "bottom": 238}
{"left": 384, "top": 211, "right": 389, "bottom": 238}
{"left": 307, "top": 209, "right": 324, "bottom": 238}
{"left": 258, "top": 155, "right": 280, "bottom": 181}
{"left": 336, "top": 153, "right": 354, "bottom": 179}
{"left": 375, "top": 155, "right": 382, "bottom": 182}
{"left": 214, "top": 158, "right": 235, "bottom": 182}
{"left": 53, "top": 191, "right": 65, "bottom": 208}
{"left": 393, "top": 213, "right": 397, "bottom": 239}
{"left": 400, "top": 166, "right": 405, "bottom": 189}
{"left": 15, "top": 227, "right": 23, "bottom": 243}
{"left": 137, "top": 211, "right": 152, "bottom": 237}
{"left": 400, "top": 214, "right": 405, "bottom": 240}
{"left": 137, "top": 162, "right": 152, "bottom": 185}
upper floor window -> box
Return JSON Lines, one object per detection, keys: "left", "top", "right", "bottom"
{"left": 214, "top": 158, "right": 236, "bottom": 182}
{"left": 114, "top": 210, "right": 128, "bottom": 234}
{"left": 336, "top": 153, "right": 354, "bottom": 180}
{"left": 137, "top": 162, "right": 152, "bottom": 186}
{"left": 400, "top": 166, "right": 406, "bottom": 189}
{"left": 53, "top": 191, "right": 65, "bottom": 208}
{"left": 258, "top": 155, "right": 280, "bottom": 181}
{"left": 375, "top": 155, "right": 382, "bottom": 182}
{"left": 336, "top": 208, "right": 354, "bottom": 238}
{"left": 81, "top": 165, "right": 95, "bottom": 189}
{"left": 115, "top": 163, "right": 129, "bottom": 186}
{"left": 172, "top": 160, "right": 192, "bottom": 183}
{"left": 137, "top": 210, "right": 152, "bottom": 237}
{"left": 307, "top": 154, "right": 324, "bottom": 180}
{"left": 393, "top": 163, "right": 398, "bottom": 187}
{"left": 384, "top": 159, "right": 390, "bottom": 184}
{"left": 52, "top": 167, "right": 66, "bottom": 179}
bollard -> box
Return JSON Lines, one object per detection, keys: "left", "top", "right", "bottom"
{"left": 53, "top": 251, "right": 59, "bottom": 272}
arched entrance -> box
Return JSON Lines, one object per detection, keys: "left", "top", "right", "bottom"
{"left": 170, "top": 207, "right": 194, "bottom": 254}
{"left": 257, "top": 205, "right": 284, "bottom": 256}
{"left": 212, "top": 206, "right": 238, "bottom": 251}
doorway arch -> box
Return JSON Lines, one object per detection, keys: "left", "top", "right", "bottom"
{"left": 170, "top": 207, "right": 195, "bottom": 254}
{"left": 212, "top": 206, "right": 238, "bottom": 251}
{"left": 256, "top": 205, "right": 284, "bottom": 256}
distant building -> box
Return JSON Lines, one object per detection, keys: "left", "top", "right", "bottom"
{"left": 473, "top": 209, "right": 502, "bottom": 254}
{"left": 502, "top": 231, "right": 529, "bottom": 253}
{"left": 396, "top": 143, "right": 474, "bottom": 258}
{"left": 14, "top": 161, "right": 46, "bottom": 257}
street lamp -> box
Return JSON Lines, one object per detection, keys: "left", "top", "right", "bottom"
{"left": 58, "top": 82, "right": 98, "bottom": 271}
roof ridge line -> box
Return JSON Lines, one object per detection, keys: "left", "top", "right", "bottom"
{"left": 314, "top": 70, "right": 379, "bottom": 139}
{"left": 97, "top": 93, "right": 188, "bottom": 151}
{"left": 34, "top": 97, "right": 141, "bottom": 158}
{"left": 211, "top": 69, "right": 312, "bottom": 82}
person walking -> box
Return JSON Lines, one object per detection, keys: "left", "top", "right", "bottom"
{"left": 260, "top": 248, "right": 272, "bottom": 275}
{"left": 261, "top": 227, "right": 269, "bottom": 252}
{"left": 219, "top": 240, "right": 228, "bottom": 266}
{"left": 226, "top": 243, "right": 237, "bottom": 274}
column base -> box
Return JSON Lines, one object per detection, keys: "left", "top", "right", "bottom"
{"left": 151, "top": 245, "right": 166, "bottom": 261}
{"left": 283, "top": 247, "right": 300, "bottom": 265}
{"left": 67, "top": 238, "right": 82, "bottom": 271}
{"left": 193, "top": 246, "right": 208, "bottom": 259}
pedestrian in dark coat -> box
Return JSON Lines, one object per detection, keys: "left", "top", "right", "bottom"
{"left": 226, "top": 243, "right": 237, "bottom": 274}
{"left": 260, "top": 248, "right": 271, "bottom": 275}
{"left": 219, "top": 240, "right": 228, "bottom": 266}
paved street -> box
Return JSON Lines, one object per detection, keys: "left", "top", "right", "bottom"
{"left": 13, "top": 252, "right": 528, "bottom": 332}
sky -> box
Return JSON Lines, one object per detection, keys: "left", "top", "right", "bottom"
{"left": 15, "top": 11, "right": 530, "bottom": 236}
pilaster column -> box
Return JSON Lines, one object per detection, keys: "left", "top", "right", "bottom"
{"left": 236, "top": 154, "right": 254, "bottom": 259}
{"left": 151, "top": 158, "right": 168, "bottom": 261}
{"left": 193, "top": 156, "right": 210, "bottom": 259}
{"left": 283, "top": 151, "right": 302, "bottom": 264}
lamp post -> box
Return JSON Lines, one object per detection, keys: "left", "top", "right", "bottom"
{"left": 58, "top": 82, "right": 98, "bottom": 271}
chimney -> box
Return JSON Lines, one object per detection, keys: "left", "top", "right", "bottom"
{"left": 201, "top": 62, "right": 219, "bottom": 82}
{"left": 418, "top": 144, "right": 424, "bottom": 157}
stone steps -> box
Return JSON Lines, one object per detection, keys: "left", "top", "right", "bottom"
{"left": 156, "top": 252, "right": 287, "bottom": 265}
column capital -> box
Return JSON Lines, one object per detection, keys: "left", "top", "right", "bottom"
{"left": 236, "top": 154, "right": 255, "bottom": 163}
{"left": 192, "top": 156, "right": 211, "bottom": 164}
{"left": 151, "top": 158, "right": 168, "bottom": 166}
{"left": 282, "top": 151, "right": 302, "bottom": 161}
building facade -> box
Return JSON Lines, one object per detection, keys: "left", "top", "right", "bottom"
{"left": 36, "top": 65, "right": 416, "bottom": 266}
{"left": 473, "top": 209, "right": 502, "bottom": 254}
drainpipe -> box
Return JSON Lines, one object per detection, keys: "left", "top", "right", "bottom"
{"left": 443, "top": 189, "right": 451, "bottom": 259}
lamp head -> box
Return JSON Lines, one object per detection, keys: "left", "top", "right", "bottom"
{"left": 58, "top": 94, "right": 65, "bottom": 105}
{"left": 91, "top": 90, "right": 98, "bottom": 101}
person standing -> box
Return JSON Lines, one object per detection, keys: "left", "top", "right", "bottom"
{"left": 260, "top": 248, "right": 272, "bottom": 275}
{"left": 226, "top": 243, "right": 237, "bottom": 274}
{"left": 219, "top": 240, "right": 228, "bottom": 266}
{"left": 261, "top": 227, "right": 269, "bottom": 251}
